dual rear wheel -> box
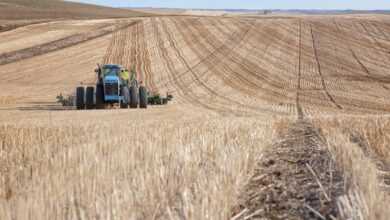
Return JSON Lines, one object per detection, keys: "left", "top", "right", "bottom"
{"left": 128, "top": 86, "right": 147, "bottom": 109}
{"left": 76, "top": 86, "right": 95, "bottom": 110}
{"left": 76, "top": 87, "right": 85, "bottom": 110}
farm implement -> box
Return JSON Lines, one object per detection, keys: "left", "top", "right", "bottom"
{"left": 73, "top": 64, "right": 172, "bottom": 109}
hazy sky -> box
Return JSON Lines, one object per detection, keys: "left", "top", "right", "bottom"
{"left": 69, "top": 0, "right": 390, "bottom": 10}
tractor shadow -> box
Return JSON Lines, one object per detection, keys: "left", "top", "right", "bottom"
{"left": 12, "top": 102, "right": 75, "bottom": 111}
{"left": 17, "top": 106, "right": 73, "bottom": 111}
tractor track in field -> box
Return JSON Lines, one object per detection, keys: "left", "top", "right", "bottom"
{"left": 178, "top": 18, "right": 258, "bottom": 94}
{"left": 359, "top": 21, "right": 390, "bottom": 43}
{"left": 133, "top": 23, "right": 141, "bottom": 81}
{"left": 169, "top": 18, "right": 259, "bottom": 97}
{"left": 310, "top": 25, "right": 343, "bottom": 110}
{"left": 161, "top": 18, "right": 221, "bottom": 98}
{"left": 159, "top": 18, "right": 261, "bottom": 116}
{"left": 131, "top": 23, "right": 139, "bottom": 79}
{"left": 175, "top": 17, "right": 292, "bottom": 114}
{"left": 242, "top": 20, "right": 333, "bottom": 113}
{"left": 174, "top": 18, "right": 269, "bottom": 113}
{"left": 360, "top": 22, "right": 390, "bottom": 56}
{"left": 103, "top": 24, "right": 130, "bottom": 64}
{"left": 122, "top": 24, "right": 132, "bottom": 70}
{"left": 213, "top": 18, "right": 292, "bottom": 89}
{"left": 214, "top": 18, "right": 338, "bottom": 114}
{"left": 103, "top": 24, "right": 128, "bottom": 64}
{"left": 138, "top": 22, "right": 156, "bottom": 92}
{"left": 189, "top": 18, "right": 293, "bottom": 106}
{"left": 303, "top": 20, "right": 390, "bottom": 113}
{"left": 102, "top": 21, "right": 156, "bottom": 92}
{"left": 151, "top": 18, "right": 231, "bottom": 115}
{"left": 309, "top": 20, "right": 390, "bottom": 113}
{"left": 208, "top": 18, "right": 297, "bottom": 106}
{"left": 367, "top": 21, "right": 390, "bottom": 42}
{"left": 0, "top": 21, "right": 139, "bottom": 66}
{"left": 333, "top": 20, "right": 390, "bottom": 92}
{"left": 297, "top": 21, "right": 304, "bottom": 119}
{"left": 315, "top": 20, "right": 390, "bottom": 56}
{"left": 165, "top": 17, "right": 268, "bottom": 114}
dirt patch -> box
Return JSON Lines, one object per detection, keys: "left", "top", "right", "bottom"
{"left": 233, "top": 120, "right": 345, "bottom": 219}
{"left": 0, "top": 21, "right": 139, "bottom": 66}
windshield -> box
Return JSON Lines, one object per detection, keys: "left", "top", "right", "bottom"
{"left": 102, "top": 67, "right": 120, "bottom": 76}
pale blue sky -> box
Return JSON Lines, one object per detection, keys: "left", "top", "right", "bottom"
{"left": 69, "top": 0, "right": 390, "bottom": 10}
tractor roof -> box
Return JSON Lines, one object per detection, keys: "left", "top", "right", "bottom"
{"left": 103, "top": 64, "right": 123, "bottom": 69}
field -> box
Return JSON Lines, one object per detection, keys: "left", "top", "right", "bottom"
{"left": 1, "top": 5, "right": 390, "bottom": 219}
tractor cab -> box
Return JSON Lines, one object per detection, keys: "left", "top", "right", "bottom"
{"left": 96, "top": 64, "right": 122, "bottom": 81}
{"left": 95, "top": 64, "right": 124, "bottom": 102}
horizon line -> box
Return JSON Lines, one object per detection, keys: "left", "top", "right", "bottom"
{"left": 122, "top": 7, "right": 390, "bottom": 11}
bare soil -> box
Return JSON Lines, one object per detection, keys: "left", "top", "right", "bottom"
{"left": 233, "top": 120, "right": 344, "bottom": 219}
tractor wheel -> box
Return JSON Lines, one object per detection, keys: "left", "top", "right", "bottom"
{"left": 76, "top": 87, "right": 85, "bottom": 110}
{"left": 139, "top": 86, "right": 148, "bottom": 109}
{"left": 129, "top": 85, "right": 138, "bottom": 108}
{"left": 86, "top": 87, "right": 94, "bottom": 109}
{"left": 121, "top": 86, "right": 130, "bottom": 109}
{"left": 95, "top": 84, "right": 104, "bottom": 109}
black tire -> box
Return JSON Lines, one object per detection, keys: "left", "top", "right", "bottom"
{"left": 95, "top": 84, "right": 104, "bottom": 109}
{"left": 86, "top": 87, "right": 94, "bottom": 109}
{"left": 129, "top": 86, "right": 138, "bottom": 108}
{"left": 76, "top": 87, "right": 85, "bottom": 110}
{"left": 139, "top": 86, "right": 148, "bottom": 109}
{"left": 121, "top": 86, "right": 130, "bottom": 109}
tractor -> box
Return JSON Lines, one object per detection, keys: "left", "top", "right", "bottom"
{"left": 75, "top": 64, "right": 148, "bottom": 109}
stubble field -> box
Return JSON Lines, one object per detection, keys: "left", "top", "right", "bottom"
{"left": 1, "top": 13, "right": 390, "bottom": 219}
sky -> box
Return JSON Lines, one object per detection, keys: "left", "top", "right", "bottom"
{"left": 69, "top": 0, "right": 390, "bottom": 10}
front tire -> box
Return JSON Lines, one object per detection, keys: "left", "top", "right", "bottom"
{"left": 129, "top": 86, "right": 138, "bottom": 108}
{"left": 86, "top": 87, "right": 94, "bottom": 109}
{"left": 76, "top": 87, "right": 85, "bottom": 110}
{"left": 139, "top": 86, "right": 148, "bottom": 109}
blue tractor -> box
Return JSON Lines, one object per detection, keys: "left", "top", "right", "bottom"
{"left": 75, "top": 64, "right": 148, "bottom": 109}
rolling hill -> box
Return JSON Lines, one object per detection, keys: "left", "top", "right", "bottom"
{"left": 0, "top": 0, "right": 148, "bottom": 20}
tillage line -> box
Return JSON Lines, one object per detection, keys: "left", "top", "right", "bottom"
{"left": 296, "top": 20, "right": 304, "bottom": 120}
{"left": 310, "top": 25, "right": 343, "bottom": 110}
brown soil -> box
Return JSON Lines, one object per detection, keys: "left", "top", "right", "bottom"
{"left": 233, "top": 120, "right": 344, "bottom": 219}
